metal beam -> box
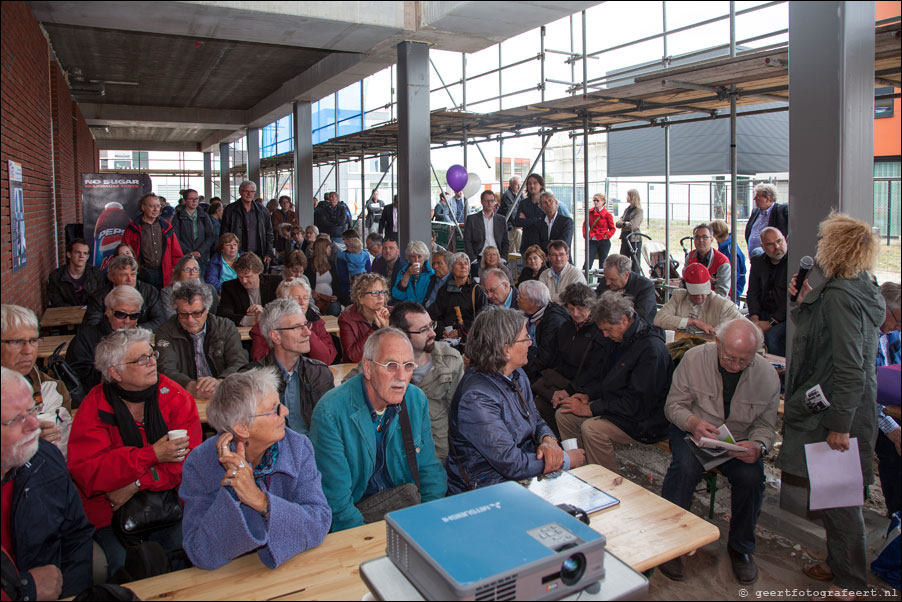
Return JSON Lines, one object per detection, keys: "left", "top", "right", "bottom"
{"left": 95, "top": 139, "right": 200, "bottom": 152}
{"left": 219, "top": 142, "right": 231, "bottom": 203}
{"left": 292, "top": 101, "right": 314, "bottom": 225}
{"left": 246, "top": 128, "right": 261, "bottom": 191}
{"left": 80, "top": 103, "right": 245, "bottom": 129}
{"left": 396, "top": 41, "right": 432, "bottom": 251}
{"left": 203, "top": 152, "right": 213, "bottom": 199}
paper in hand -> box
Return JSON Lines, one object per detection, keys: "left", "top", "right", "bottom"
{"left": 805, "top": 438, "right": 863, "bottom": 510}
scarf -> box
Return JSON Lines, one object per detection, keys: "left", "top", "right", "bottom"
{"left": 101, "top": 379, "right": 168, "bottom": 448}
{"left": 253, "top": 443, "right": 280, "bottom": 486}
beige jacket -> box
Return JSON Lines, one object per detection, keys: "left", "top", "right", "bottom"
{"left": 664, "top": 342, "right": 780, "bottom": 449}
{"left": 654, "top": 288, "right": 743, "bottom": 332}
{"left": 539, "top": 262, "right": 587, "bottom": 303}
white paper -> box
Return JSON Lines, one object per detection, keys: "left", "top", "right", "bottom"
{"left": 805, "top": 438, "right": 864, "bottom": 510}
{"left": 697, "top": 437, "right": 746, "bottom": 452}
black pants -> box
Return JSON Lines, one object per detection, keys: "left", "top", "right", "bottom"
{"left": 584, "top": 239, "right": 611, "bottom": 271}
{"left": 876, "top": 429, "right": 901, "bottom": 517}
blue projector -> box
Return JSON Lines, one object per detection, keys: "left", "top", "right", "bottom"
{"left": 385, "top": 481, "right": 606, "bottom": 600}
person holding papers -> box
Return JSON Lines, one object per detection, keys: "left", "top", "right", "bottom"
{"left": 659, "top": 319, "right": 780, "bottom": 585}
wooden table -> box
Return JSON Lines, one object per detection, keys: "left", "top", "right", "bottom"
{"left": 41, "top": 306, "right": 85, "bottom": 329}
{"left": 322, "top": 315, "right": 339, "bottom": 335}
{"left": 122, "top": 464, "right": 718, "bottom": 600}
{"left": 237, "top": 326, "right": 252, "bottom": 341}
{"left": 38, "top": 335, "right": 74, "bottom": 359}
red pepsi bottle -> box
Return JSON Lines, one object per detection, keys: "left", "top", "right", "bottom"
{"left": 93, "top": 202, "right": 130, "bottom": 270}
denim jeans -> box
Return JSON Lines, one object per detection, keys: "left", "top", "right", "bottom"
{"left": 660, "top": 424, "right": 764, "bottom": 554}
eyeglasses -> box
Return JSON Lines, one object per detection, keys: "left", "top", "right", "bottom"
{"left": 253, "top": 401, "right": 285, "bottom": 418}
{"left": 112, "top": 310, "right": 141, "bottom": 321}
{"left": 119, "top": 350, "right": 159, "bottom": 366}
{"left": 371, "top": 360, "right": 418, "bottom": 374}
{"left": 176, "top": 309, "right": 207, "bottom": 319}
{"left": 276, "top": 322, "right": 310, "bottom": 332}
{"left": 182, "top": 267, "right": 201, "bottom": 274}
{"left": 2, "top": 404, "right": 43, "bottom": 428}
{"left": 361, "top": 290, "right": 390, "bottom": 298}
{"left": 694, "top": 235, "right": 712, "bottom": 240}
{"left": 483, "top": 282, "right": 509, "bottom": 296}
{"left": 513, "top": 337, "right": 532, "bottom": 345}
{"left": 718, "top": 347, "right": 753, "bottom": 369}
{"left": 1, "top": 338, "right": 40, "bottom": 349}
{"left": 407, "top": 321, "right": 437, "bottom": 336}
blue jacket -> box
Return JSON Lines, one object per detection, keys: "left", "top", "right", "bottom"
{"left": 309, "top": 374, "right": 447, "bottom": 532}
{"left": 445, "top": 368, "right": 555, "bottom": 494}
{"left": 4, "top": 440, "right": 94, "bottom": 598}
{"left": 392, "top": 260, "right": 436, "bottom": 304}
{"left": 718, "top": 236, "right": 747, "bottom": 297}
{"left": 180, "top": 430, "right": 331, "bottom": 570}
{"left": 877, "top": 330, "right": 901, "bottom": 367}
{"left": 204, "top": 251, "right": 242, "bottom": 294}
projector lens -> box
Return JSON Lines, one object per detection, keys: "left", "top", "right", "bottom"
{"left": 560, "top": 552, "right": 586, "bottom": 586}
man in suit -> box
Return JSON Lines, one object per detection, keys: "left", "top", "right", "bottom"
{"left": 595, "top": 254, "right": 657, "bottom": 325}
{"left": 379, "top": 195, "right": 399, "bottom": 240}
{"left": 463, "top": 190, "right": 510, "bottom": 264}
{"left": 217, "top": 252, "right": 280, "bottom": 326}
{"left": 745, "top": 183, "right": 789, "bottom": 257}
{"left": 537, "top": 192, "right": 574, "bottom": 255}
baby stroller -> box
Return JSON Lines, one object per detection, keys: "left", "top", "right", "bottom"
{"left": 626, "top": 232, "right": 681, "bottom": 305}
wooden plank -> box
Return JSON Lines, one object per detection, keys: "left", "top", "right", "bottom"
{"left": 41, "top": 306, "right": 86, "bottom": 328}
{"left": 38, "top": 335, "right": 74, "bottom": 359}
{"left": 321, "top": 315, "right": 339, "bottom": 335}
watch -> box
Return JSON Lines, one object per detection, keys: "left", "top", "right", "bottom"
{"left": 769, "top": 318, "right": 779, "bottom": 326}
{"left": 757, "top": 441, "right": 768, "bottom": 457}
{"left": 134, "top": 479, "right": 141, "bottom": 489}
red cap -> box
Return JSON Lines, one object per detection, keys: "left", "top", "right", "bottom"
{"left": 683, "top": 263, "right": 711, "bottom": 295}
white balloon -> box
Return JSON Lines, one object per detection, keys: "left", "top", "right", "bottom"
{"left": 462, "top": 172, "right": 482, "bottom": 199}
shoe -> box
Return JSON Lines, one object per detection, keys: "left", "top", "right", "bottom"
{"left": 728, "top": 546, "right": 758, "bottom": 585}
{"left": 657, "top": 556, "right": 684, "bottom": 581}
{"left": 803, "top": 561, "right": 834, "bottom": 581}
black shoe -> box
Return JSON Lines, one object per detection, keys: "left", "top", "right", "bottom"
{"left": 658, "top": 556, "right": 684, "bottom": 581}
{"left": 728, "top": 546, "right": 758, "bottom": 585}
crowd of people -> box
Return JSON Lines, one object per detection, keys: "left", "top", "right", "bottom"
{"left": 1, "top": 176, "right": 899, "bottom": 601}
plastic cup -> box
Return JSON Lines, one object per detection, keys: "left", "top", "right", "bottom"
{"left": 168, "top": 429, "right": 187, "bottom": 440}
{"left": 562, "top": 438, "right": 578, "bottom": 451}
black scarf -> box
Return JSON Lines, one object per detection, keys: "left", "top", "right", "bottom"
{"left": 100, "top": 379, "right": 168, "bottom": 448}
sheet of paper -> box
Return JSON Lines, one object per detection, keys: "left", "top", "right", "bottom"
{"left": 805, "top": 438, "right": 863, "bottom": 511}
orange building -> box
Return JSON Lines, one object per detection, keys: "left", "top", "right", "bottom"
{"left": 875, "top": 0, "right": 901, "bottom": 159}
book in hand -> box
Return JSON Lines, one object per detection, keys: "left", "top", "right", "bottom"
{"left": 520, "top": 470, "right": 620, "bottom": 514}
{"left": 696, "top": 437, "right": 746, "bottom": 452}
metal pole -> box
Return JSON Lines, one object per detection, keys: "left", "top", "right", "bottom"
{"left": 583, "top": 114, "right": 590, "bottom": 278}
{"left": 541, "top": 25, "right": 547, "bottom": 175}
{"left": 729, "top": 85, "right": 738, "bottom": 303}
{"left": 729, "top": 1, "right": 736, "bottom": 58}
{"left": 334, "top": 153, "right": 339, "bottom": 201}
{"left": 313, "top": 165, "right": 335, "bottom": 200}
{"left": 506, "top": 132, "right": 555, "bottom": 224}
{"left": 662, "top": 1, "right": 668, "bottom": 64}
{"left": 462, "top": 53, "right": 468, "bottom": 172}
{"left": 359, "top": 151, "right": 366, "bottom": 236}
{"left": 664, "top": 120, "right": 672, "bottom": 301}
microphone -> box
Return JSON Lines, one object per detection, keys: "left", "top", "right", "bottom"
{"left": 790, "top": 255, "right": 814, "bottom": 302}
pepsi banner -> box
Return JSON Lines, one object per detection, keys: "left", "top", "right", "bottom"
{"left": 81, "top": 173, "right": 152, "bottom": 269}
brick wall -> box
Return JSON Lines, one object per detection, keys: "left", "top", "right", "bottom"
{"left": 1, "top": 1, "right": 97, "bottom": 315}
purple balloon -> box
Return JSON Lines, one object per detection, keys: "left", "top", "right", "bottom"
{"left": 446, "top": 164, "right": 468, "bottom": 193}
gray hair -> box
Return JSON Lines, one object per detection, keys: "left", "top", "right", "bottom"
{"left": 760, "top": 226, "right": 784, "bottom": 241}
{"left": 754, "top": 182, "right": 777, "bottom": 202}
{"left": 1, "top": 366, "right": 31, "bottom": 399}
{"left": 172, "top": 254, "right": 200, "bottom": 281}
{"left": 559, "top": 283, "right": 595, "bottom": 308}
{"left": 94, "top": 328, "right": 154, "bottom": 382}
{"left": 591, "top": 290, "right": 635, "bottom": 325}
{"left": 604, "top": 254, "right": 631, "bottom": 276}
{"left": 1, "top": 304, "right": 39, "bottom": 335}
{"left": 277, "top": 277, "right": 312, "bottom": 299}
{"left": 406, "top": 240, "right": 430, "bottom": 261}
{"left": 306, "top": 224, "right": 319, "bottom": 235}
{"left": 466, "top": 306, "right": 527, "bottom": 373}
{"left": 715, "top": 318, "right": 764, "bottom": 350}
{"left": 539, "top": 191, "right": 558, "bottom": 205}
{"left": 258, "top": 298, "right": 303, "bottom": 348}
{"left": 482, "top": 268, "right": 509, "bottom": 285}
{"left": 692, "top": 223, "right": 713, "bottom": 238}
{"left": 881, "top": 281, "right": 901, "bottom": 312}
{"left": 104, "top": 285, "right": 144, "bottom": 310}
{"left": 238, "top": 180, "right": 257, "bottom": 192}
{"left": 509, "top": 176, "right": 522, "bottom": 185}
{"left": 107, "top": 254, "right": 139, "bottom": 274}
{"left": 171, "top": 279, "right": 213, "bottom": 312}
{"left": 518, "top": 279, "right": 551, "bottom": 308}
{"left": 447, "top": 252, "right": 470, "bottom": 270}
{"left": 206, "top": 367, "right": 280, "bottom": 435}
{"left": 361, "top": 327, "right": 413, "bottom": 362}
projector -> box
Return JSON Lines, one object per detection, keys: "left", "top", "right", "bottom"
{"left": 385, "top": 481, "right": 606, "bottom": 600}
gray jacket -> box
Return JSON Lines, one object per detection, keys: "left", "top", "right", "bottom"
{"left": 155, "top": 314, "right": 249, "bottom": 388}
{"left": 344, "top": 341, "right": 464, "bottom": 463}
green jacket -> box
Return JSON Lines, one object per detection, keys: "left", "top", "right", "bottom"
{"left": 776, "top": 271, "right": 884, "bottom": 482}
{"left": 309, "top": 374, "right": 447, "bottom": 532}
{"left": 155, "top": 314, "right": 249, "bottom": 388}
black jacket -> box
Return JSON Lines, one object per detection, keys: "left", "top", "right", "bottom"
{"left": 46, "top": 264, "right": 105, "bottom": 308}
{"left": 746, "top": 253, "right": 788, "bottom": 321}
{"left": 173, "top": 207, "right": 216, "bottom": 265}
{"left": 314, "top": 201, "right": 352, "bottom": 238}
{"left": 379, "top": 204, "right": 397, "bottom": 239}
{"left": 82, "top": 280, "right": 165, "bottom": 331}
{"left": 366, "top": 198, "right": 384, "bottom": 230}
{"left": 537, "top": 214, "right": 575, "bottom": 255}
{"left": 217, "top": 275, "right": 280, "bottom": 326}
{"left": 499, "top": 187, "right": 520, "bottom": 219}
{"left": 463, "top": 212, "right": 510, "bottom": 261}
{"left": 578, "top": 318, "right": 674, "bottom": 443}
{"left": 595, "top": 272, "right": 657, "bottom": 325}
{"left": 744, "top": 202, "right": 789, "bottom": 245}
{"left": 65, "top": 316, "right": 114, "bottom": 400}
{"left": 246, "top": 352, "right": 333, "bottom": 430}
{"left": 3, "top": 441, "right": 94, "bottom": 598}
{"left": 512, "top": 197, "right": 547, "bottom": 253}
{"left": 155, "top": 313, "right": 249, "bottom": 386}
{"left": 428, "top": 278, "right": 487, "bottom": 336}
{"left": 221, "top": 200, "right": 275, "bottom": 259}
{"left": 525, "top": 302, "right": 570, "bottom": 381}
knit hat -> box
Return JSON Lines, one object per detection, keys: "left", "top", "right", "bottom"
{"left": 683, "top": 263, "right": 711, "bottom": 295}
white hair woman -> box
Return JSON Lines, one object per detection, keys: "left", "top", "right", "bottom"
{"left": 67, "top": 327, "right": 201, "bottom": 577}
{"left": 445, "top": 307, "right": 585, "bottom": 494}
{"left": 428, "top": 252, "right": 487, "bottom": 346}
{"left": 391, "top": 240, "right": 436, "bottom": 305}
{"left": 180, "top": 368, "right": 331, "bottom": 570}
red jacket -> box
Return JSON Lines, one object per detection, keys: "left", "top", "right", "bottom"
{"left": 249, "top": 317, "right": 337, "bottom": 365}
{"left": 338, "top": 305, "right": 375, "bottom": 363}
{"left": 584, "top": 207, "right": 616, "bottom": 240}
{"left": 67, "top": 375, "right": 202, "bottom": 529}
{"left": 122, "top": 217, "right": 184, "bottom": 287}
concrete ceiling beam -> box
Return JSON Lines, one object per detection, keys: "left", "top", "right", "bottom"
{"left": 96, "top": 138, "right": 201, "bottom": 152}
{"left": 81, "top": 103, "right": 247, "bottom": 129}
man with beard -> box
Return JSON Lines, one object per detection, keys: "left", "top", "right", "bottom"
{"left": 1, "top": 368, "right": 93, "bottom": 600}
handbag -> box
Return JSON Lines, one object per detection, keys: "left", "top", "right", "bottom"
{"left": 113, "top": 489, "right": 183, "bottom": 540}
{"left": 44, "top": 342, "right": 87, "bottom": 408}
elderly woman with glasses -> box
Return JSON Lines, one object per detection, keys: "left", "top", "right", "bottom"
{"left": 391, "top": 240, "right": 436, "bottom": 305}
{"left": 180, "top": 368, "right": 331, "bottom": 570}
{"left": 160, "top": 255, "right": 220, "bottom": 319}
{"left": 445, "top": 307, "right": 585, "bottom": 494}
{"left": 428, "top": 252, "right": 487, "bottom": 345}
{"left": 67, "top": 328, "right": 201, "bottom": 576}
{"left": 338, "top": 273, "right": 391, "bottom": 363}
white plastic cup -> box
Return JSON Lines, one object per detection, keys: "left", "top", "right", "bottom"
{"left": 562, "top": 438, "right": 578, "bottom": 451}
{"left": 444, "top": 325, "right": 453, "bottom": 333}
{"left": 168, "top": 429, "right": 187, "bottom": 440}
{"left": 665, "top": 330, "right": 675, "bottom": 344}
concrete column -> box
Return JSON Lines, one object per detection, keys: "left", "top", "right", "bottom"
{"left": 247, "top": 127, "right": 261, "bottom": 192}
{"left": 203, "top": 152, "right": 213, "bottom": 200}
{"left": 219, "top": 142, "right": 230, "bottom": 203}
{"left": 396, "top": 41, "right": 432, "bottom": 250}
{"left": 781, "top": 0, "right": 876, "bottom": 517}
{"left": 292, "top": 101, "right": 314, "bottom": 225}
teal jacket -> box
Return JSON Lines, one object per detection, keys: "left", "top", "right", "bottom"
{"left": 309, "top": 374, "right": 447, "bottom": 531}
